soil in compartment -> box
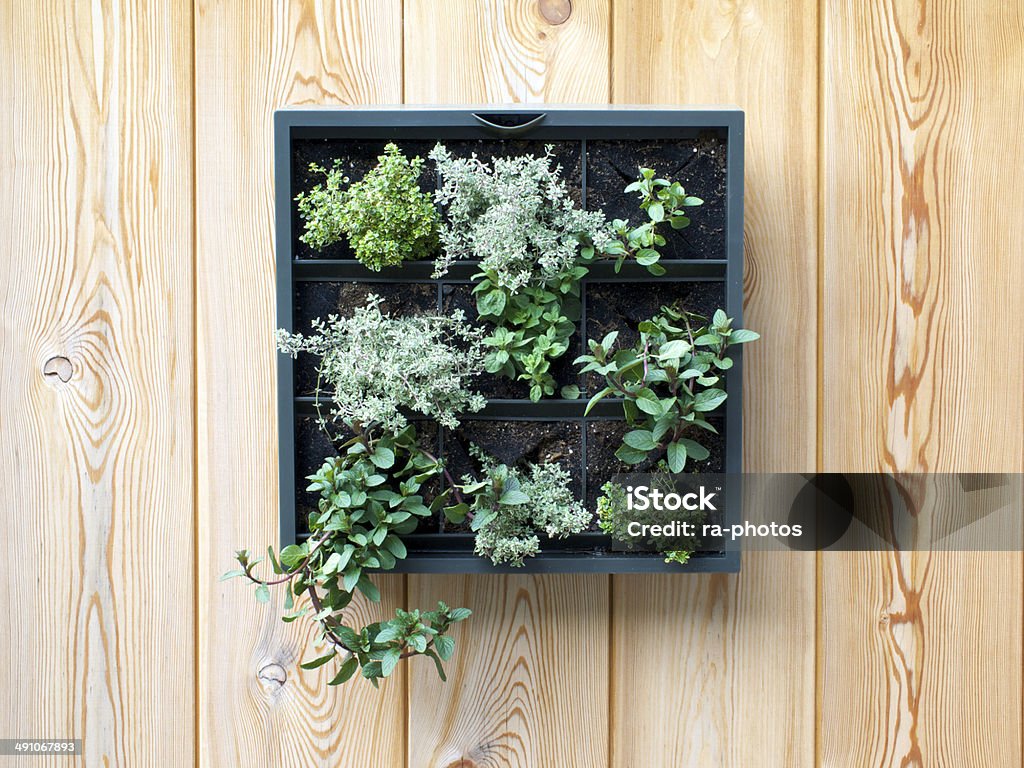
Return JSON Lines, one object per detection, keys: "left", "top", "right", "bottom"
{"left": 442, "top": 419, "right": 584, "bottom": 532}
{"left": 292, "top": 138, "right": 439, "bottom": 260}
{"left": 586, "top": 134, "right": 727, "bottom": 260}
{"left": 294, "top": 417, "right": 442, "bottom": 536}
{"left": 441, "top": 282, "right": 582, "bottom": 400}
{"left": 442, "top": 139, "right": 583, "bottom": 204}
{"left": 582, "top": 281, "right": 726, "bottom": 393}
{"left": 585, "top": 417, "right": 726, "bottom": 510}
{"left": 293, "top": 281, "right": 437, "bottom": 396}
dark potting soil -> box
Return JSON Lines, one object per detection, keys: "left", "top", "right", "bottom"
{"left": 442, "top": 419, "right": 584, "bottom": 533}
{"left": 293, "top": 282, "right": 438, "bottom": 396}
{"left": 292, "top": 138, "right": 439, "bottom": 260}
{"left": 582, "top": 281, "right": 727, "bottom": 393}
{"left": 441, "top": 283, "right": 582, "bottom": 400}
{"left": 585, "top": 417, "right": 726, "bottom": 510}
{"left": 294, "top": 417, "right": 442, "bottom": 536}
{"left": 586, "top": 134, "right": 727, "bottom": 260}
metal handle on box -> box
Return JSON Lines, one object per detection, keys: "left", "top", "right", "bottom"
{"left": 472, "top": 112, "right": 547, "bottom": 136}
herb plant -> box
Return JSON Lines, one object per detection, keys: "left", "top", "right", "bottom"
{"left": 596, "top": 468, "right": 698, "bottom": 565}
{"left": 597, "top": 168, "right": 705, "bottom": 276}
{"left": 276, "top": 295, "right": 487, "bottom": 433}
{"left": 225, "top": 424, "right": 470, "bottom": 686}
{"left": 576, "top": 305, "right": 759, "bottom": 473}
{"left": 296, "top": 143, "right": 439, "bottom": 270}
{"left": 227, "top": 297, "right": 488, "bottom": 686}
{"left": 443, "top": 446, "right": 590, "bottom": 567}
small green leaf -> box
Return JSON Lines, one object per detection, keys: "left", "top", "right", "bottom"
{"left": 299, "top": 651, "right": 336, "bottom": 670}
{"left": 426, "top": 650, "right": 447, "bottom": 682}
{"left": 679, "top": 438, "right": 710, "bottom": 462}
{"left": 648, "top": 202, "right": 665, "bottom": 221}
{"left": 615, "top": 444, "right": 648, "bottom": 465}
{"left": 434, "top": 634, "right": 455, "bottom": 661}
{"left": 254, "top": 584, "right": 270, "bottom": 603}
{"left": 560, "top": 384, "right": 581, "bottom": 400}
{"left": 499, "top": 490, "right": 530, "bottom": 506}
{"left": 356, "top": 575, "right": 381, "bottom": 602}
{"left": 667, "top": 442, "right": 687, "bottom": 473}
{"left": 623, "top": 429, "right": 658, "bottom": 451}
{"left": 658, "top": 340, "right": 691, "bottom": 360}
{"left": 370, "top": 447, "right": 395, "bottom": 469}
{"left": 693, "top": 389, "right": 728, "bottom": 412}
{"left": 448, "top": 607, "right": 472, "bottom": 622}
{"left": 328, "top": 655, "right": 359, "bottom": 685}
{"left": 382, "top": 535, "right": 407, "bottom": 559}
{"left": 584, "top": 386, "right": 615, "bottom": 416}
{"left": 381, "top": 647, "right": 402, "bottom": 677}
{"left": 729, "top": 329, "right": 760, "bottom": 344}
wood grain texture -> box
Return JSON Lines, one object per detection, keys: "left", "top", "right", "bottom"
{"left": 0, "top": 1, "right": 194, "bottom": 765}
{"left": 404, "top": 0, "right": 610, "bottom": 103}
{"left": 820, "top": 0, "right": 1024, "bottom": 765}
{"left": 403, "top": 2, "right": 611, "bottom": 765}
{"left": 407, "top": 575, "right": 609, "bottom": 768}
{"left": 195, "top": 2, "right": 407, "bottom": 766}
{"left": 611, "top": 2, "right": 818, "bottom": 765}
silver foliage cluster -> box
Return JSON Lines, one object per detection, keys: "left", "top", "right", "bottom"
{"left": 276, "top": 295, "right": 487, "bottom": 433}
{"left": 429, "top": 143, "right": 611, "bottom": 292}
{"left": 471, "top": 458, "right": 590, "bottom": 567}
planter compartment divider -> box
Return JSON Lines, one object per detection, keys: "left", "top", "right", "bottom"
{"left": 276, "top": 106, "right": 745, "bottom": 573}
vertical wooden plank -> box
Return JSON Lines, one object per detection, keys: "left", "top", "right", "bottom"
{"left": 195, "top": 2, "right": 407, "bottom": 766}
{"left": 820, "top": 0, "right": 1024, "bottom": 765}
{"left": 611, "top": 2, "right": 818, "bottom": 766}
{"left": 0, "top": 1, "right": 194, "bottom": 765}
{"left": 404, "top": 0, "right": 609, "bottom": 104}
{"left": 403, "top": 2, "right": 611, "bottom": 766}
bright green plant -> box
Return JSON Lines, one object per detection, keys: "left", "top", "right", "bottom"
{"left": 576, "top": 305, "right": 759, "bottom": 473}
{"left": 296, "top": 143, "right": 439, "bottom": 270}
{"left": 443, "top": 446, "right": 590, "bottom": 567}
{"left": 225, "top": 425, "right": 470, "bottom": 686}
{"left": 597, "top": 168, "right": 704, "bottom": 276}
{"left": 227, "top": 297, "right": 487, "bottom": 686}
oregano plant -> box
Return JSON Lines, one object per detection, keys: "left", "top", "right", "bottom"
{"left": 576, "top": 304, "right": 759, "bottom": 473}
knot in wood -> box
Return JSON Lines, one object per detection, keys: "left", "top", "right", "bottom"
{"left": 257, "top": 662, "right": 287, "bottom": 689}
{"left": 538, "top": 0, "right": 572, "bottom": 25}
{"left": 444, "top": 760, "right": 477, "bottom": 768}
{"left": 43, "top": 356, "right": 73, "bottom": 383}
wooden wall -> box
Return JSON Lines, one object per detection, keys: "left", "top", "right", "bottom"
{"left": 2, "top": 1, "right": 1021, "bottom": 765}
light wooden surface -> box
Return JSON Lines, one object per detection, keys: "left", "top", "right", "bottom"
{"left": 2, "top": 1, "right": 1022, "bottom": 766}
{"left": 819, "top": 0, "right": 1024, "bottom": 765}
{"left": 0, "top": 1, "right": 195, "bottom": 766}
{"left": 404, "top": 4, "right": 611, "bottom": 764}
{"left": 195, "top": 2, "right": 407, "bottom": 767}
{"left": 610, "top": 2, "right": 818, "bottom": 765}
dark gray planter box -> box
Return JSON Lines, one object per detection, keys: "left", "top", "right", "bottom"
{"left": 275, "top": 106, "right": 745, "bottom": 573}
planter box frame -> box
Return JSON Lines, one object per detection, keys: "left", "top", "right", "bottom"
{"left": 275, "top": 106, "right": 745, "bottom": 574}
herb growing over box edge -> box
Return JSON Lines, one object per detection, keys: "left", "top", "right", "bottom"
{"left": 226, "top": 297, "right": 593, "bottom": 685}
